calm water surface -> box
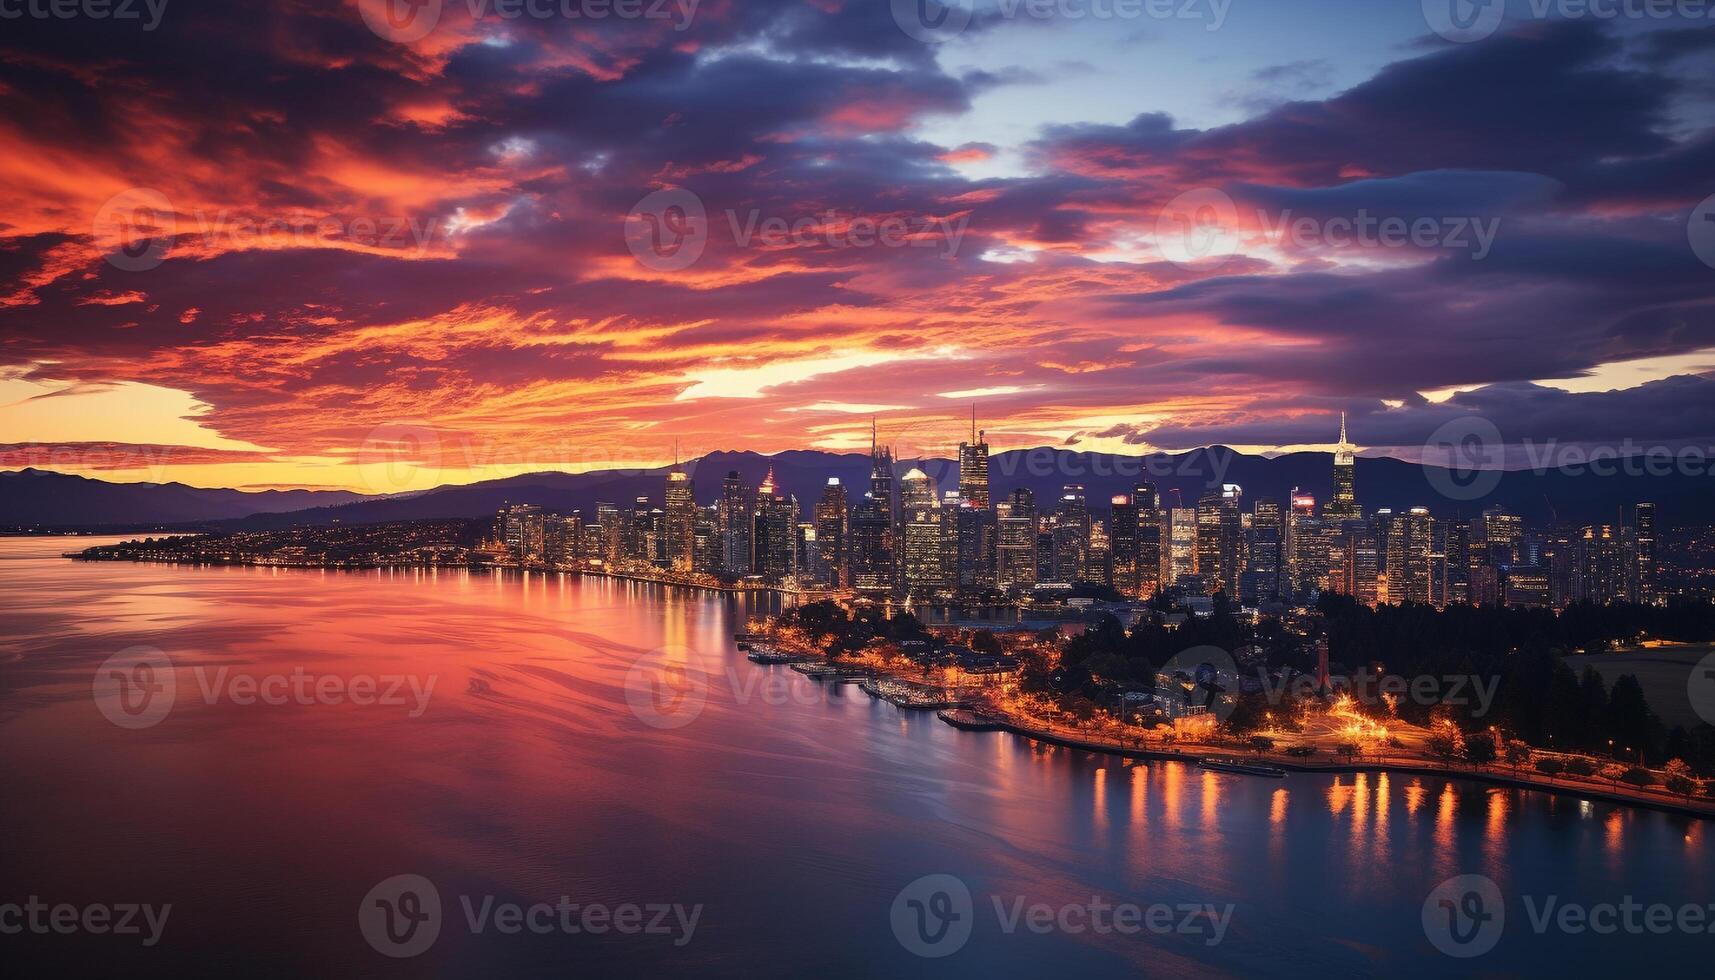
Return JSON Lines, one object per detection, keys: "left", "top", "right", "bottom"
{"left": 2, "top": 536, "right": 1710, "bottom": 977}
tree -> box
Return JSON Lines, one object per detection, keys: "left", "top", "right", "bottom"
{"left": 1535, "top": 757, "right": 1566, "bottom": 777}
{"left": 1463, "top": 732, "right": 1498, "bottom": 768}
{"left": 1427, "top": 728, "right": 1461, "bottom": 762}
{"left": 1504, "top": 741, "right": 1532, "bottom": 773}
{"left": 1618, "top": 766, "right": 1656, "bottom": 788}
{"left": 1663, "top": 759, "right": 1696, "bottom": 798}
{"left": 1564, "top": 756, "right": 1598, "bottom": 778}
{"left": 1336, "top": 741, "right": 1359, "bottom": 761}
{"left": 1248, "top": 735, "right": 1275, "bottom": 755}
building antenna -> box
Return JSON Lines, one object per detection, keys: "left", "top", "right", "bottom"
{"left": 971, "top": 403, "right": 977, "bottom": 444}
{"left": 1339, "top": 411, "right": 1348, "bottom": 446}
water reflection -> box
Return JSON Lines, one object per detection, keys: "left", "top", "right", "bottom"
{"left": 1, "top": 537, "right": 1710, "bottom": 979}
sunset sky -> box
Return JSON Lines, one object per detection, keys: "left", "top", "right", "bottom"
{"left": 3, "top": 0, "right": 1715, "bottom": 492}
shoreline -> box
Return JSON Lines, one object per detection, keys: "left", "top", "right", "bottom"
{"left": 68, "top": 551, "right": 809, "bottom": 598}
{"left": 929, "top": 708, "right": 1715, "bottom": 821}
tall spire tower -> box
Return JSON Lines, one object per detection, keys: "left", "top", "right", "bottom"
{"left": 1325, "top": 412, "right": 1362, "bottom": 522}
{"left": 957, "top": 405, "right": 989, "bottom": 510}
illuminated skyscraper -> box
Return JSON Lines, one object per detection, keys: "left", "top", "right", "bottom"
{"left": 957, "top": 406, "right": 989, "bottom": 510}
{"left": 718, "top": 471, "right": 753, "bottom": 575}
{"left": 1109, "top": 493, "right": 1141, "bottom": 597}
{"left": 753, "top": 467, "right": 797, "bottom": 582}
{"left": 996, "top": 487, "right": 1038, "bottom": 591}
{"left": 663, "top": 447, "right": 696, "bottom": 573}
{"left": 1052, "top": 485, "right": 1090, "bottom": 582}
{"left": 1324, "top": 413, "right": 1362, "bottom": 522}
{"left": 813, "top": 479, "right": 848, "bottom": 588}
{"left": 1195, "top": 485, "right": 1242, "bottom": 596}
{"left": 1631, "top": 502, "right": 1656, "bottom": 603}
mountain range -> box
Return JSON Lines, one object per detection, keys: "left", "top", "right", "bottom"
{"left": 3, "top": 447, "right": 1703, "bottom": 531}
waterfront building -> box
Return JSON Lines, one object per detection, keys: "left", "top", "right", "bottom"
{"left": 753, "top": 468, "right": 798, "bottom": 583}
{"left": 664, "top": 459, "right": 696, "bottom": 573}
{"left": 719, "top": 471, "right": 753, "bottom": 576}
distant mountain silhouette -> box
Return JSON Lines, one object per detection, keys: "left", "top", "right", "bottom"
{"left": 222, "top": 447, "right": 1700, "bottom": 530}
{"left": 0, "top": 468, "right": 367, "bottom": 528}
{"left": 5, "top": 447, "right": 1701, "bottom": 531}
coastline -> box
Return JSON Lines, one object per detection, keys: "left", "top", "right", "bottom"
{"left": 928, "top": 708, "right": 1715, "bottom": 820}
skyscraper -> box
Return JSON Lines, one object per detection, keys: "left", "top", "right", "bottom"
{"left": 1631, "top": 502, "right": 1656, "bottom": 604}
{"left": 1109, "top": 493, "right": 1141, "bottom": 597}
{"left": 996, "top": 487, "right": 1038, "bottom": 592}
{"left": 1052, "top": 485, "right": 1090, "bottom": 582}
{"left": 718, "top": 471, "right": 753, "bottom": 576}
{"left": 1195, "top": 485, "right": 1242, "bottom": 596}
{"left": 814, "top": 479, "right": 848, "bottom": 588}
{"left": 753, "top": 467, "right": 797, "bottom": 582}
{"left": 664, "top": 450, "right": 696, "bottom": 573}
{"left": 1324, "top": 412, "right": 1362, "bottom": 523}
{"left": 957, "top": 406, "right": 989, "bottom": 510}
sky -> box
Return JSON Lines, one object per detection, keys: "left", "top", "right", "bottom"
{"left": 3, "top": 0, "right": 1715, "bottom": 492}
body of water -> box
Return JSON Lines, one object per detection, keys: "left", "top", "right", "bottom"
{"left": 1, "top": 536, "right": 1709, "bottom": 977}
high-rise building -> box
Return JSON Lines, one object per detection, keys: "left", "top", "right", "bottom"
{"left": 901, "top": 505, "right": 948, "bottom": 598}
{"left": 900, "top": 467, "right": 938, "bottom": 514}
{"left": 1241, "top": 497, "right": 1283, "bottom": 604}
{"left": 500, "top": 503, "right": 545, "bottom": 563}
{"left": 1383, "top": 507, "right": 1437, "bottom": 605}
{"left": 1166, "top": 507, "right": 1197, "bottom": 588}
{"left": 752, "top": 468, "right": 797, "bottom": 582}
{"left": 813, "top": 479, "right": 848, "bottom": 588}
{"left": 595, "top": 501, "right": 622, "bottom": 566}
{"left": 1573, "top": 524, "right": 1637, "bottom": 605}
{"left": 718, "top": 471, "right": 753, "bottom": 576}
{"left": 1052, "top": 485, "right": 1090, "bottom": 582}
{"left": 545, "top": 512, "right": 585, "bottom": 567}
{"left": 1194, "top": 485, "right": 1242, "bottom": 596}
{"left": 1324, "top": 412, "right": 1362, "bottom": 522}
{"left": 1109, "top": 493, "right": 1141, "bottom": 597}
{"left": 996, "top": 487, "right": 1038, "bottom": 592}
{"left": 1134, "top": 483, "right": 1163, "bottom": 599}
{"left": 664, "top": 455, "right": 696, "bottom": 573}
{"left": 1631, "top": 502, "right": 1656, "bottom": 604}
{"left": 957, "top": 406, "right": 989, "bottom": 510}
{"left": 1286, "top": 490, "right": 1327, "bottom": 597}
